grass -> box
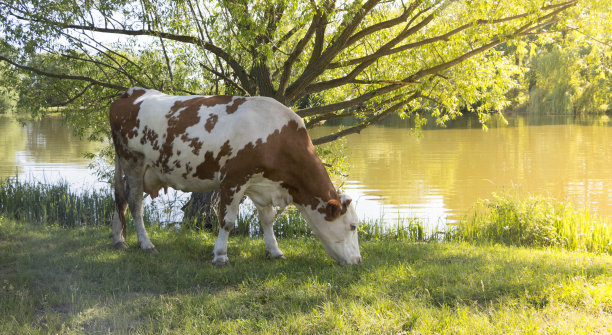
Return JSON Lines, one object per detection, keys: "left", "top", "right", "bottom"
{"left": 454, "top": 193, "right": 612, "bottom": 254}
{"left": 0, "top": 217, "right": 611, "bottom": 334}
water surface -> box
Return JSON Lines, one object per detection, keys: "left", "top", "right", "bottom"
{"left": 310, "top": 114, "right": 612, "bottom": 225}
{"left": 1, "top": 114, "right": 610, "bottom": 227}
{"left": 0, "top": 116, "right": 105, "bottom": 187}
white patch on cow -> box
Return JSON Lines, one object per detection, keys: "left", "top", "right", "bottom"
{"left": 193, "top": 97, "right": 305, "bottom": 157}
{"left": 244, "top": 173, "right": 293, "bottom": 209}
{"left": 222, "top": 186, "right": 245, "bottom": 227}
{"left": 110, "top": 210, "right": 125, "bottom": 245}
{"left": 256, "top": 205, "right": 284, "bottom": 259}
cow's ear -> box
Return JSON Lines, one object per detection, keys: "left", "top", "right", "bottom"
{"left": 325, "top": 199, "right": 342, "bottom": 221}
{"left": 340, "top": 198, "right": 352, "bottom": 214}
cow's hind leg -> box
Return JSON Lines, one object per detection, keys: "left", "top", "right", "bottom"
{"left": 111, "top": 155, "right": 128, "bottom": 249}
{"left": 125, "top": 165, "right": 158, "bottom": 253}
{"left": 212, "top": 188, "right": 244, "bottom": 267}
{"left": 256, "top": 205, "right": 285, "bottom": 260}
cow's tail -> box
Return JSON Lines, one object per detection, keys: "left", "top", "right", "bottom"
{"left": 114, "top": 153, "right": 128, "bottom": 238}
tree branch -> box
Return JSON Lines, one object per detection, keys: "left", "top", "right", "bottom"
{"left": 276, "top": 1, "right": 333, "bottom": 101}
{"left": 299, "top": 0, "right": 448, "bottom": 98}
{"left": 48, "top": 83, "right": 94, "bottom": 107}
{"left": 302, "top": 0, "right": 575, "bottom": 97}
{"left": 199, "top": 62, "right": 248, "bottom": 95}
{"left": 0, "top": 55, "right": 127, "bottom": 91}
{"left": 60, "top": 31, "right": 150, "bottom": 88}
{"left": 5, "top": 6, "right": 255, "bottom": 95}
{"left": 305, "top": 93, "right": 405, "bottom": 128}
{"left": 343, "top": 0, "right": 422, "bottom": 49}
{"left": 311, "top": 92, "right": 420, "bottom": 145}
{"left": 329, "top": 1, "right": 576, "bottom": 69}
{"left": 285, "top": 0, "right": 383, "bottom": 103}
{"left": 407, "top": 3, "right": 574, "bottom": 82}
{"left": 297, "top": 81, "right": 405, "bottom": 117}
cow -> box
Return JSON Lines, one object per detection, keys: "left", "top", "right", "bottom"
{"left": 108, "top": 87, "right": 361, "bottom": 266}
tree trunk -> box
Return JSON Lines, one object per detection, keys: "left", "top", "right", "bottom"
{"left": 181, "top": 191, "right": 220, "bottom": 230}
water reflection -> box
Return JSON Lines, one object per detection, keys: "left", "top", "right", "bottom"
{"left": 0, "top": 116, "right": 105, "bottom": 187}
{"left": 310, "top": 114, "right": 612, "bottom": 225}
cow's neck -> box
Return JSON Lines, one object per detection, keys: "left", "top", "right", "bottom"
{"left": 281, "top": 143, "right": 340, "bottom": 210}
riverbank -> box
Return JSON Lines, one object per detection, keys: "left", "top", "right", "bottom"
{"left": 1, "top": 218, "right": 610, "bottom": 334}
{"left": 2, "top": 179, "right": 611, "bottom": 254}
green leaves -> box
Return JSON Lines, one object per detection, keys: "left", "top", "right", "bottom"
{"left": 0, "top": 0, "right": 591, "bottom": 144}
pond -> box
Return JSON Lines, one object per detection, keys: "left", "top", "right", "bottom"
{"left": 1, "top": 114, "right": 610, "bottom": 227}
{"left": 0, "top": 116, "right": 106, "bottom": 187}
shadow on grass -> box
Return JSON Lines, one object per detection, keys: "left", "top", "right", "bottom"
{"left": 1, "top": 222, "right": 611, "bottom": 332}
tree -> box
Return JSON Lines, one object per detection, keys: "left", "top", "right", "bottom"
{"left": 514, "top": 0, "right": 611, "bottom": 116}
{"left": 0, "top": 0, "right": 581, "bottom": 141}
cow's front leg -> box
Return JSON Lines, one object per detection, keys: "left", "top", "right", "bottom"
{"left": 110, "top": 208, "right": 128, "bottom": 249}
{"left": 212, "top": 188, "right": 244, "bottom": 267}
{"left": 256, "top": 205, "right": 285, "bottom": 259}
{"left": 212, "top": 227, "right": 231, "bottom": 267}
{"left": 126, "top": 170, "right": 157, "bottom": 253}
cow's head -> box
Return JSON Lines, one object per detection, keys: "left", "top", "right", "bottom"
{"left": 300, "top": 194, "right": 361, "bottom": 265}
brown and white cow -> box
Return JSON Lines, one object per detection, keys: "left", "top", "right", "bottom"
{"left": 109, "top": 87, "right": 361, "bottom": 266}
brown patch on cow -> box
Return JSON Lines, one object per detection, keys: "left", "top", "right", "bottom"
{"left": 157, "top": 96, "right": 234, "bottom": 172}
{"left": 205, "top": 114, "right": 218, "bottom": 133}
{"left": 218, "top": 120, "right": 339, "bottom": 222}
{"left": 109, "top": 89, "right": 147, "bottom": 162}
{"left": 317, "top": 198, "right": 350, "bottom": 220}
{"left": 324, "top": 199, "right": 343, "bottom": 221}
{"left": 182, "top": 162, "right": 193, "bottom": 179}
{"left": 180, "top": 133, "right": 203, "bottom": 155}
{"left": 140, "top": 126, "right": 160, "bottom": 150}
{"left": 226, "top": 97, "right": 247, "bottom": 114}
{"left": 192, "top": 140, "right": 232, "bottom": 181}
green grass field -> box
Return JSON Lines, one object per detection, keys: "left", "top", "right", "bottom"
{"left": 1, "top": 218, "right": 610, "bottom": 334}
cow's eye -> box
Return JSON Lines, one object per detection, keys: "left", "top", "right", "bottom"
{"left": 350, "top": 224, "right": 357, "bottom": 231}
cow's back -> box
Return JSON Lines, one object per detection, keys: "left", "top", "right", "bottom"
{"left": 109, "top": 88, "right": 319, "bottom": 196}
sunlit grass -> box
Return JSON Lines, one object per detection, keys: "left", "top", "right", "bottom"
{"left": 0, "top": 218, "right": 610, "bottom": 334}
{"left": 453, "top": 193, "right": 612, "bottom": 254}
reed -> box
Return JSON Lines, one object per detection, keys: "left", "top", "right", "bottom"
{"left": 453, "top": 193, "right": 612, "bottom": 254}
{"left": 359, "top": 216, "right": 429, "bottom": 242}
{"left": 0, "top": 178, "right": 165, "bottom": 227}
{"left": 0, "top": 178, "right": 115, "bottom": 227}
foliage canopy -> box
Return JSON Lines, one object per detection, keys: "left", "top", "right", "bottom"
{"left": 0, "top": 0, "right": 586, "bottom": 142}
